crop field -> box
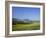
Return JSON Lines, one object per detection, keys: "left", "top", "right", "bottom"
{"left": 12, "top": 22, "right": 40, "bottom": 31}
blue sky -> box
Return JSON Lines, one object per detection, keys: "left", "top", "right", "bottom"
{"left": 12, "top": 7, "right": 40, "bottom": 21}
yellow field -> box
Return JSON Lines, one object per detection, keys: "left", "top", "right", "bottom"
{"left": 12, "top": 23, "right": 40, "bottom": 31}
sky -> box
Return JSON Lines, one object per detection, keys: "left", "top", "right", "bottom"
{"left": 12, "top": 7, "right": 40, "bottom": 21}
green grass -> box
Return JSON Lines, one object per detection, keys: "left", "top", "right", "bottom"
{"left": 12, "top": 23, "right": 40, "bottom": 31}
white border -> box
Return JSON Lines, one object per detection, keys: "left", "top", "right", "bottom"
{"left": 9, "top": 4, "right": 43, "bottom": 34}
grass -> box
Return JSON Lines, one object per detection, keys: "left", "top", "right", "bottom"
{"left": 12, "top": 22, "right": 40, "bottom": 31}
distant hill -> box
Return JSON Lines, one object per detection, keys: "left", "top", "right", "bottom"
{"left": 12, "top": 18, "right": 39, "bottom": 25}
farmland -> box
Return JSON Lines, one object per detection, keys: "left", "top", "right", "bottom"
{"left": 12, "top": 18, "right": 40, "bottom": 31}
